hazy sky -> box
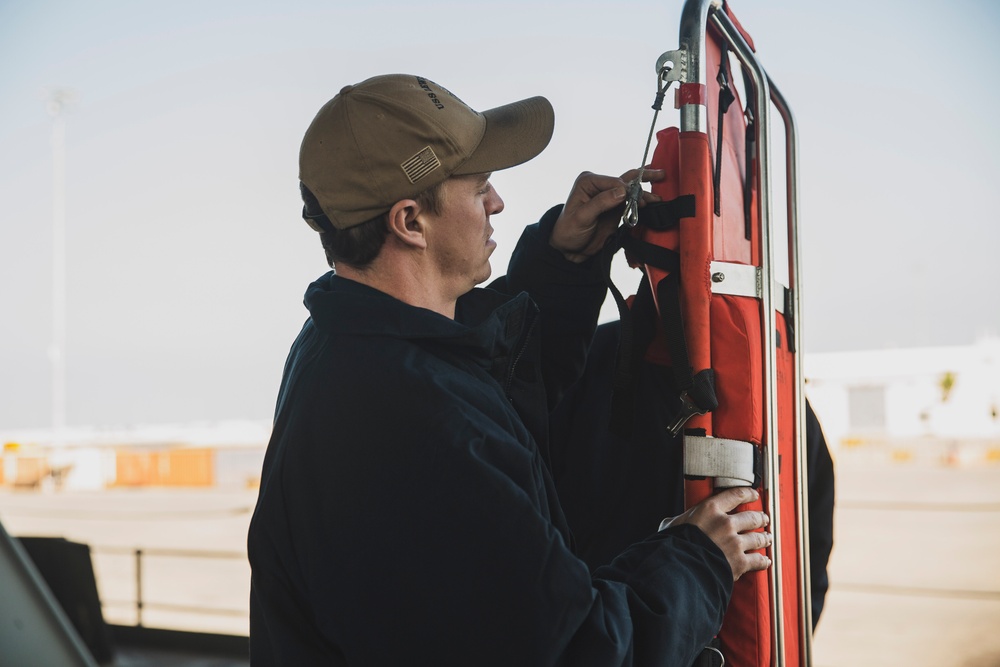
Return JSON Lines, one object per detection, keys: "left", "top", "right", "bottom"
{"left": 2, "top": 0, "right": 999, "bottom": 430}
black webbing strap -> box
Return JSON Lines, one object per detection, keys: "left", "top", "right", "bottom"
{"left": 656, "top": 271, "right": 719, "bottom": 435}
{"left": 601, "top": 201, "right": 684, "bottom": 437}
{"left": 637, "top": 194, "right": 697, "bottom": 230}
{"left": 714, "top": 46, "right": 736, "bottom": 217}
{"left": 620, "top": 235, "right": 680, "bottom": 275}
{"left": 783, "top": 285, "right": 796, "bottom": 353}
{"left": 607, "top": 273, "right": 654, "bottom": 437}
{"left": 598, "top": 226, "right": 641, "bottom": 414}
{"left": 601, "top": 217, "right": 679, "bottom": 437}
{"left": 601, "top": 196, "right": 718, "bottom": 437}
{"left": 741, "top": 66, "right": 756, "bottom": 241}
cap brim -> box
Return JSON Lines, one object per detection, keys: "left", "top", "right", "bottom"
{"left": 454, "top": 96, "right": 554, "bottom": 176}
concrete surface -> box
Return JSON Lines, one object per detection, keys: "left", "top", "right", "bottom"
{"left": 1, "top": 449, "right": 998, "bottom": 666}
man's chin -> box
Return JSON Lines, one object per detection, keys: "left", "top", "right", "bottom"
{"left": 473, "top": 263, "right": 493, "bottom": 287}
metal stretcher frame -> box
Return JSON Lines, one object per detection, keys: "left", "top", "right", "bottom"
{"left": 660, "top": 1, "right": 812, "bottom": 664}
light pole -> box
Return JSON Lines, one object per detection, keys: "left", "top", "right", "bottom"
{"left": 48, "top": 89, "right": 74, "bottom": 443}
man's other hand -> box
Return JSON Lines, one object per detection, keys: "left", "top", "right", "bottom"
{"left": 659, "top": 487, "right": 772, "bottom": 582}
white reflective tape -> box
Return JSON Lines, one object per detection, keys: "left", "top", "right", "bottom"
{"left": 709, "top": 261, "right": 759, "bottom": 298}
{"left": 683, "top": 435, "right": 757, "bottom": 487}
{"left": 708, "top": 261, "right": 788, "bottom": 315}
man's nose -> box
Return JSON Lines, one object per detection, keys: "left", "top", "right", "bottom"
{"left": 488, "top": 188, "right": 504, "bottom": 215}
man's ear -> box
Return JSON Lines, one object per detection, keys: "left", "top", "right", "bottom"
{"left": 386, "top": 199, "right": 427, "bottom": 249}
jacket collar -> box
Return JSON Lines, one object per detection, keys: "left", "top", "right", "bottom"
{"left": 305, "top": 272, "right": 537, "bottom": 364}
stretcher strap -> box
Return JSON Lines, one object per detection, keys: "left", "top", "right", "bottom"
{"left": 741, "top": 66, "right": 755, "bottom": 241}
{"left": 655, "top": 271, "right": 719, "bottom": 435}
{"left": 684, "top": 434, "right": 760, "bottom": 488}
{"left": 601, "top": 196, "right": 718, "bottom": 437}
{"left": 605, "top": 271, "right": 654, "bottom": 437}
{"left": 714, "top": 45, "right": 735, "bottom": 217}
{"left": 639, "top": 195, "right": 696, "bottom": 230}
{"left": 601, "top": 240, "right": 671, "bottom": 437}
{"left": 783, "top": 285, "right": 796, "bottom": 353}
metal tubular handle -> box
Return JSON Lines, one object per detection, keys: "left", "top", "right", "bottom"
{"left": 769, "top": 79, "right": 814, "bottom": 665}
{"left": 677, "top": 0, "right": 721, "bottom": 132}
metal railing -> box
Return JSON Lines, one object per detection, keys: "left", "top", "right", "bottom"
{"left": 92, "top": 545, "right": 248, "bottom": 628}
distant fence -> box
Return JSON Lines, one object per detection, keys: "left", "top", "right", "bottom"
{"left": 92, "top": 545, "right": 248, "bottom": 629}
{"left": 837, "top": 436, "right": 1000, "bottom": 466}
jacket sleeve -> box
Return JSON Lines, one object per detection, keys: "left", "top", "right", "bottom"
{"left": 491, "top": 205, "right": 608, "bottom": 411}
{"left": 289, "top": 401, "right": 733, "bottom": 667}
{"left": 571, "top": 524, "right": 734, "bottom": 666}
{"left": 805, "top": 400, "right": 835, "bottom": 626}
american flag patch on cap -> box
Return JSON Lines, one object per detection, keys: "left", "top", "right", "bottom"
{"left": 401, "top": 146, "right": 441, "bottom": 183}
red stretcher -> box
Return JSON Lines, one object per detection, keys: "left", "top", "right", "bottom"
{"left": 608, "top": 1, "right": 812, "bottom": 665}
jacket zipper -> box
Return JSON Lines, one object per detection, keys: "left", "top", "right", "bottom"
{"left": 504, "top": 314, "right": 538, "bottom": 400}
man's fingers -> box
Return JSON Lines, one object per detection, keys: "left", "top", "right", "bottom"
{"left": 731, "top": 508, "right": 769, "bottom": 534}
{"left": 713, "top": 486, "right": 759, "bottom": 513}
{"left": 619, "top": 167, "right": 666, "bottom": 183}
{"left": 573, "top": 173, "right": 627, "bottom": 198}
{"left": 739, "top": 530, "right": 773, "bottom": 553}
{"left": 637, "top": 190, "right": 662, "bottom": 208}
{"left": 732, "top": 536, "right": 772, "bottom": 580}
{"left": 573, "top": 169, "right": 665, "bottom": 203}
{"left": 742, "top": 552, "right": 772, "bottom": 575}
{"left": 568, "top": 170, "right": 666, "bottom": 220}
{"left": 573, "top": 183, "right": 627, "bottom": 220}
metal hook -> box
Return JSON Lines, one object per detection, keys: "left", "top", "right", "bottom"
{"left": 622, "top": 178, "right": 643, "bottom": 227}
{"left": 704, "top": 646, "right": 726, "bottom": 667}
{"left": 622, "top": 63, "right": 676, "bottom": 228}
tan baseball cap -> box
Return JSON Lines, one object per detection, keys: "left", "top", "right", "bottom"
{"left": 299, "top": 74, "right": 555, "bottom": 230}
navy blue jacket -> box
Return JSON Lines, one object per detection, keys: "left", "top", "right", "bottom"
{"left": 248, "top": 210, "right": 734, "bottom": 666}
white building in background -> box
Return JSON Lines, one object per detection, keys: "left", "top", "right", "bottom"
{"left": 804, "top": 336, "right": 1000, "bottom": 455}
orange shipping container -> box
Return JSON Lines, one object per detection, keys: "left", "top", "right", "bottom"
{"left": 114, "top": 448, "right": 214, "bottom": 487}
{"left": 14, "top": 457, "right": 49, "bottom": 489}
{"left": 165, "top": 448, "right": 213, "bottom": 487}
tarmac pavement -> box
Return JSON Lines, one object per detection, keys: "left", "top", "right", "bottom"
{"left": 2, "top": 450, "right": 998, "bottom": 666}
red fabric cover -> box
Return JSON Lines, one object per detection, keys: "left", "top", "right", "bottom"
{"left": 704, "top": 21, "right": 756, "bottom": 266}
{"left": 725, "top": 2, "right": 757, "bottom": 52}
{"left": 712, "top": 295, "right": 763, "bottom": 445}
{"left": 713, "top": 293, "right": 769, "bottom": 667}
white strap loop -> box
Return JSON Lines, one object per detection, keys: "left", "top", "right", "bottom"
{"left": 683, "top": 435, "right": 757, "bottom": 488}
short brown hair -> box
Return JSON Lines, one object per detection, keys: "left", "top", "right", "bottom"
{"left": 305, "top": 182, "right": 443, "bottom": 270}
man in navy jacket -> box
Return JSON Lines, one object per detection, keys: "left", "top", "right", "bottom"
{"left": 247, "top": 74, "right": 772, "bottom": 666}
